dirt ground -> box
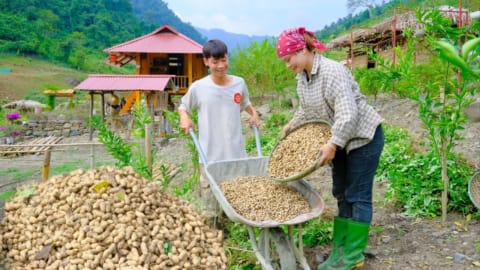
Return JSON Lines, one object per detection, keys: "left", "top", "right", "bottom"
{"left": 1, "top": 94, "right": 480, "bottom": 269}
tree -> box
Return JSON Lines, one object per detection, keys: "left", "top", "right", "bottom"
{"left": 347, "top": 0, "right": 383, "bottom": 18}
{"left": 371, "top": 8, "right": 480, "bottom": 220}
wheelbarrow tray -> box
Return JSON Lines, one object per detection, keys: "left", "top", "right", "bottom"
{"left": 204, "top": 156, "right": 324, "bottom": 228}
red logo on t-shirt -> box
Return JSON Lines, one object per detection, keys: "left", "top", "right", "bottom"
{"left": 234, "top": 93, "right": 242, "bottom": 104}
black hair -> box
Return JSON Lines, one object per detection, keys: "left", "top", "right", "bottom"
{"left": 202, "top": 39, "right": 228, "bottom": 59}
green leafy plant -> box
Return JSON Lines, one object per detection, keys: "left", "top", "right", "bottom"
{"left": 222, "top": 222, "right": 260, "bottom": 270}
{"left": 245, "top": 112, "right": 292, "bottom": 156}
{"left": 230, "top": 39, "right": 297, "bottom": 103}
{"left": 371, "top": 8, "right": 479, "bottom": 220}
{"left": 378, "top": 125, "right": 474, "bottom": 216}
{"left": 298, "top": 218, "right": 333, "bottom": 246}
{"left": 89, "top": 102, "right": 153, "bottom": 179}
{"left": 163, "top": 109, "right": 199, "bottom": 198}
{"left": 158, "top": 164, "right": 171, "bottom": 191}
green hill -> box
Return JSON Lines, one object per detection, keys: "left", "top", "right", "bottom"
{"left": 0, "top": 54, "right": 88, "bottom": 101}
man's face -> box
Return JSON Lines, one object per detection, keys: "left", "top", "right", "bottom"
{"left": 204, "top": 54, "right": 229, "bottom": 77}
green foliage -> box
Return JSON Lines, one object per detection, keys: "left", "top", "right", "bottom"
{"left": 90, "top": 115, "right": 132, "bottom": 166}
{"left": 46, "top": 95, "right": 56, "bottom": 110}
{"left": 369, "top": 7, "right": 479, "bottom": 219}
{"left": 51, "top": 160, "right": 114, "bottom": 176}
{"left": 383, "top": 151, "right": 474, "bottom": 216}
{"left": 376, "top": 125, "right": 416, "bottom": 182}
{"left": 297, "top": 219, "right": 333, "bottom": 246}
{"left": 0, "top": 0, "right": 204, "bottom": 71}
{"left": 0, "top": 167, "right": 38, "bottom": 182}
{"left": 163, "top": 109, "right": 200, "bottom": 198}
{"left": 223, "top": 222, "right": 261, "bottom": 270}
{"left": 245, "top": 112, "right": 293, "bottom": 156}
{"left": 89, "top": 102, "right": 153, "bottom": 179}
{"left": 353, "top": 67, "right": 389, "bottom": 98}
{"left": 130, "top": 0, "right": 206, "bottom": 45}
{"left": 229, "top": 39, "right": 296, "bottom": 99}
{"left": 157, "top": 164, "right": 171, "bottom": 192}
{"left": 377, "top": 125, "right": 475, "bottom": 216}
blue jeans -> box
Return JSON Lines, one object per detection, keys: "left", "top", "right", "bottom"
{"left": 331, "top": 125, "right": 384, "bottom": 223}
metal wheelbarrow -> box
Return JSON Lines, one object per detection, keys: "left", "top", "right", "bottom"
{"left": 190, "top": 127, "right": 325, "bottom": 270}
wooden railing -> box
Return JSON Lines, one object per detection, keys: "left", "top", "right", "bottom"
{"left": 167, "top": 75, "right": 189, "bottom": 95}
{"left": 171, "top": 76, "right": 189, "bottom": 89}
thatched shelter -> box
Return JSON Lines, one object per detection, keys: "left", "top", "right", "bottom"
{"left": 3, "top": 100, "right": 47, "bottom": 112}
{"left": 326, "top": 6, "right": 472, "bottom": 68}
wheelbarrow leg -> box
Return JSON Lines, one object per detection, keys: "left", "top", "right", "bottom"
{"left": 247, "top": 226, "right": 275, "bottom": 270}
{"left": 259, "top": 229, "right": 273, "bottom": 265}
{"left": 288, "top": 225, "right": 311, "bottom": 270}
{"left": 268, "top": 227, "right": 298, "bottom": 270}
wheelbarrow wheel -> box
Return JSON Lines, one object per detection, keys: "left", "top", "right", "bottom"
{"left": 258, "top": 227, "right": 297, "bottom": 270}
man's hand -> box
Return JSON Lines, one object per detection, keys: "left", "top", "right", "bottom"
{"left": 178, "top": 109, "right": 194, "bottom": 134}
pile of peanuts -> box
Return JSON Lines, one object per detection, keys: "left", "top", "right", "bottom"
{"left": 0, "top": 166, "right": 226, "bottom": 270}
{"left": 268, "top": 122, "right": 332, "bottom": 178}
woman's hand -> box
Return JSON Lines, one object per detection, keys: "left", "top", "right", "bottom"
{"left": 319, "top": 142, "right": 337, "bottom": 166}
{"left": 281, "top": 122, "right": 293, "bottom": 138}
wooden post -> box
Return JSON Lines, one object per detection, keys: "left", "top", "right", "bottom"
{"left": 90, "top": 143, "right": 95, "bottom": 169}
{"left": 145, "top": 123, "right": 152, "bottom": 176}
{"left": 101, "top": 92, "right": 105, "bottom": 121}
{"left": 43, "top": 149, "right": 51, "bottom": 181}
{"left": 89, "top": 92, "right": 94, "bottom": 141}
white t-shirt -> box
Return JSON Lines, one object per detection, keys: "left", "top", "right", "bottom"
{"left": 179, "top": 75, "right": 252, "bottom": 163}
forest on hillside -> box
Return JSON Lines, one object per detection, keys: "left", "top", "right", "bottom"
{"left": 0, "top": 0, "right": 476, "bottom": 71}
{"left": 0, "top": 0, "right": 204, "bottom": 70}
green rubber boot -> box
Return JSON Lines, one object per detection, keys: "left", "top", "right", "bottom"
{"left": 326, "top": 220, "right": 370, "bottom": 270}
{"left": 317, "top": 216, "right": 349, "bottom": 270}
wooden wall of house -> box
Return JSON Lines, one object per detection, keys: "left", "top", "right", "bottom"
{"left": 138, "top": 52, "right": 207, "bottom": 81}
{"left": 135, "top": 53, "right": 151, "bottom": 75}
{"left": 147, "top": 53, "right": 169, "bottom": 74}
{"left": 191, "top": 54, "right": 207, "bottom": 82}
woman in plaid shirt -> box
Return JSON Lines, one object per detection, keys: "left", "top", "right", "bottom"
{"left": 277, "top": 27, "right": 385, "bottom": 270}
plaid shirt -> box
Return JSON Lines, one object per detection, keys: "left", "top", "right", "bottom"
{"left": 291, "top": 53, "right": 384, "bottom": 153}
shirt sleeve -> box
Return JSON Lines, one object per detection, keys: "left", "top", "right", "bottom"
{"left": 239, "top": 78, "right": 252, "bottom": 110}
{"left": 178, "top": 83, "right": 197, "bottom": 112}
{"left": 327, "top": 67, "right": 360, "bottom": 148}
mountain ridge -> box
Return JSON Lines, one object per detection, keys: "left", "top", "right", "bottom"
{"left": 195, "top": 27, "right": 273, "bottom": 50}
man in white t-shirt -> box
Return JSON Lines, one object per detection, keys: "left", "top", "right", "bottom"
{"left": 178, "top": 39, "right": 260, "bottom": 216}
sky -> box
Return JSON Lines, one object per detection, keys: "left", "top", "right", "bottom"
{"left": 163, "top": 0, "right": 353, "bottom": 36}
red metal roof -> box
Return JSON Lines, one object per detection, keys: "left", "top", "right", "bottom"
{"left": 74, "top": 74, "right": 175, "bottom": 91}
{"left": 104, "top": 25, "right": 203, "bottom": 54}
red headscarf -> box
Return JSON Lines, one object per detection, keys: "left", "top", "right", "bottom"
{"left": 276, "top": 27, "right": 327, "bottom": 58}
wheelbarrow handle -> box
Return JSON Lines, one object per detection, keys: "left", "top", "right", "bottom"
{"left": 253, "top": 125, "right": 262, "bottom": 157}
{"left": 189, "top": 126, "right": 263, "bottom": 165}
{"left": 189, "top": 128, "right": 208, "bottom": 165}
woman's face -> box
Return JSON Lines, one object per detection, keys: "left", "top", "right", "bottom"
{"left": 280, "top": 48, "right": 307, "bottom": 74}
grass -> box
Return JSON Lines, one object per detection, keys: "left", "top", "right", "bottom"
{"left": 0, "top": 167, "right": 38, "bottom": 182}
{"left": 50, "top": 160, "right": 115, "bottom": 176}
{"left": 0, "top": 53, "right": 89, "bottom": 101}
{"left": 0, "top": 153, "right": 115, "bottom": 182}
{"left": 0, "top": 159, "right": 116, "bottom": 201}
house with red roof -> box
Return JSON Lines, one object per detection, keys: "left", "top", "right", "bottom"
{"left": 74, "top": 25, "right": 208, "bottom": 135}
